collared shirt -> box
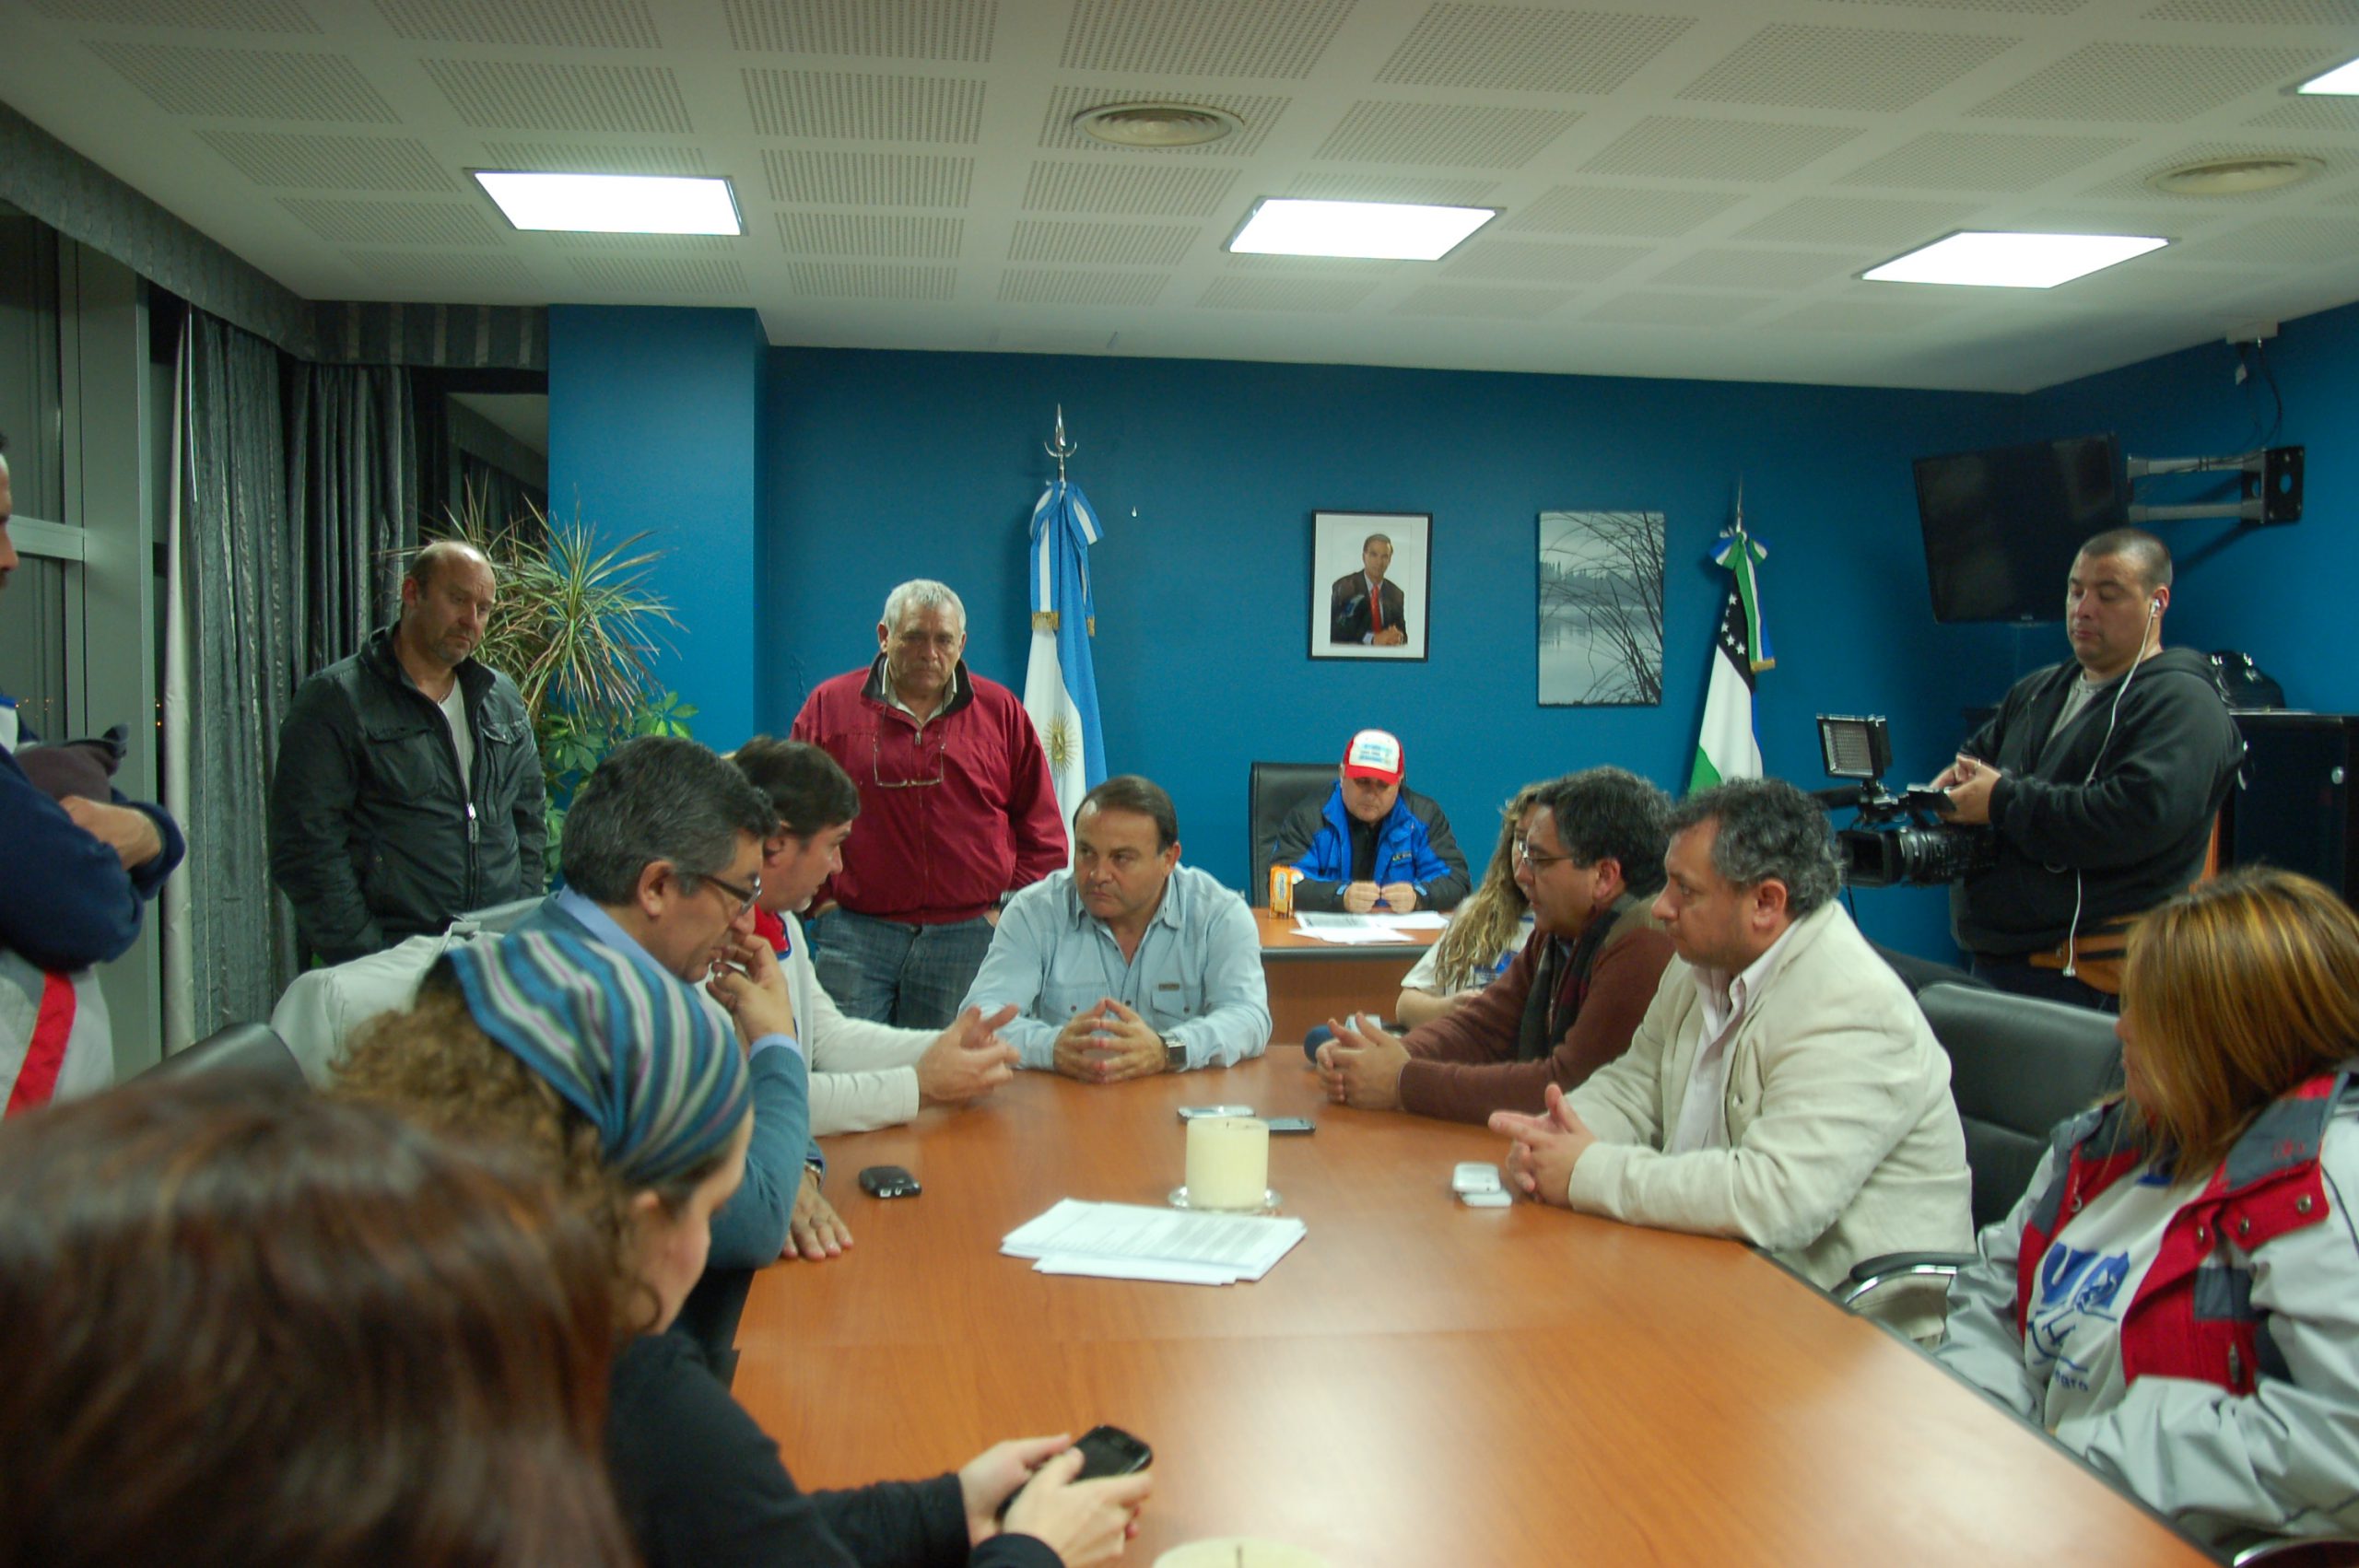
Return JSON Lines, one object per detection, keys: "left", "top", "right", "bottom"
{"left": 554, "top": 887, "right": 804, "bottom": 1066}
{"left": 1666, "top": 919, "right": 1801, "bottom": 1154}
{"left": 879, "top": 663, "right": 965, "bottom": 727}
{"left": 961, "top": 864, "right": 1272, "bottom": 1071}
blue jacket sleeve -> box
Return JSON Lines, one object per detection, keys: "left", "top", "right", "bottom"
{"left": 0, "top": 750, "right": 171, "bottom": 971}
{"left": 705, "top": 1041, "right": 811, "bottom": 1270}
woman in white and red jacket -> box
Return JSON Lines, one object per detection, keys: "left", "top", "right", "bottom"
{"left": 1935, "top": 866, "right": 2359, "bottom": 1550}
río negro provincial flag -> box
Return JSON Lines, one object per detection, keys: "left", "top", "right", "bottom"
{"left": 1688, "top": 498, "right": 1771, "bottom": 792}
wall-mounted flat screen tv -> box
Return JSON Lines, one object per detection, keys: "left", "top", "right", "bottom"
{"left": 1913, "top": 433, "right": 2125, "bottom": 623}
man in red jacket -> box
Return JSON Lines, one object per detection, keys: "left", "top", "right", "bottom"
{"left": 1317, "top": 766, "right": 1674, "bottom": 1124}
{"left": 789, "top": 579, "right": 1066, "bottom": 1027}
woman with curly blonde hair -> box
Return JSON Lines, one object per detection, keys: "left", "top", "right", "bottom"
{"left": 1393, "top": 783, "right": 1545, "bottom": 1026}
{"left": 1935, "top": 867, "right": 2359, "bottom": 1549}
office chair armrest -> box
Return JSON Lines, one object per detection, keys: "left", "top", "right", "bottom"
{"left": 1837, "top": 1250, "right": 1976, "bottom": 1309}
{"left": 2231, "top": 1535, "right": 2359, "bottom": 1566}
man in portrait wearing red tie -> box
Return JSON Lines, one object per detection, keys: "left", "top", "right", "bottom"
{"left": 1330, "top": 532, "right": 1408, "bottom": 646}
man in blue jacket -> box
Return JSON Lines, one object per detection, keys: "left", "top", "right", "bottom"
{"left": 1, "top": 434, "right": 185, "bottom": 1112}
{"left": 1273, "top": 729, "right": 1470, "bottom": 914}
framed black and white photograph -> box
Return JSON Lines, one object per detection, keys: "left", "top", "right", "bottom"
{"left": 1310, "top": 510, "right": 1429, "bottom": 662}
{"left": 1538, "top": 509, "right": 1665, "bottom": 706}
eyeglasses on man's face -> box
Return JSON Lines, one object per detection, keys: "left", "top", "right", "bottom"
{"left": 698, "top": 868, "right": 763, "bottom": 919}
{"left": 1512, "top": 837, "right": 1578, "bottom": 872}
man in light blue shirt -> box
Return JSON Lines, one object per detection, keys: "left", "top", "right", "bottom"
{"left": 962, "top": 775, "right": 1271, "bottom": 1082}
{"left": 510, "top": 734, "right": 825, "bottom": 1269}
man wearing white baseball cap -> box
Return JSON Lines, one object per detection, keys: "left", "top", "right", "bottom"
{"left": 1273, "top": 729, "right": 1469, "bottom": 915}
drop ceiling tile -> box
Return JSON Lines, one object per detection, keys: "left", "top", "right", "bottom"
{"left": 1837, "top": 130, "right": 2135, "bottom": 189}
{"left": 1654, "top": 247, "right": 1872, "bottom": 287}
{"left": 1824, "top": 0, "right": 2086, "bottom": 11}
{"left": 1392, "top": 282, "right": 1575, "bottom": 317}
{"left": 1008, "top": 219, "right": 1198, "bottom": 265}
{"left": 1580, "top": 116, "right": 1861, "bottom": 181}
{"left": 84, "top": 41, "right": 394, "bottom": 121}
{"left": 2247, "top": 97, "right": 2359, "bottom": 135}
{"left": 1579, "top": 290, "right": 1778, "bottom": 324}
{"left": 785, "top": 262, "right": 957, "bottom": 298}
{"left": 544, "top": 234, "right": 739, "bottom": 251}
{"left": 370, "top": 0, "right": 661, "bottom": 48}
{"left": 198, "top": 130, "right": 451, "bottom": 191}
{"left": 997, "top": 269, "right": 1170, "bottom": 305}
{"left": 1377, "top": 6, "right": 1695, "bottom": 94}
{"left": 1038, "top": 88, "right": 1287, "bottom": 156}
{"left": 1197, "top": 275, "right": 1381, "bottom": 310}
{"left": 1061, "top": 0, "right": 1355, "bottom": 78}
{"left": 482, "top": 142, "right": 708, "bottom": 174}
{"left": 1737, "top": 195, "right": 1977, "bottom": 243}
{"left": 28, "top": 0, "right": 318, "bottom": 29}
{"left": 741, "top": 69, "right": 984, "bottom": 142}
{"left": 2178, "top": 214, "right": 2359, "bottom": 262}
{"left": 1220, "top": 253, "right": 1402, "bottom": 274}
{"left": 422, "top": 60, "right": 692, "bottom": 135}
{"left": 567, "top": 256, "right": 749, "bottom": 294}
{"left": 1969, "top": 42, "right": 2335, "bottom": 122}
{"left": 724, "top": 0, "right": 997, "bottom": 61}
{"left": 279, "top": 197, "right": 500, "bottom": 245}
{"left": 765, "top": 149, "right": 973, "bottom": 206}
{"left": 1446, "top": 239, "right": 1649, "bottom": 281}
{"left": 1764, "top": 298, "right": 1965, "bottom": 332}
{"left": 1022, "top": 161, "right": 1238, "bottom": 217}
{"left": 2144, "top": 0, "right": 2359, "bottom": 19}
{"left": 1503, "top": 183, "right": 1743, "bottom": 238}
{"left": 778, "top": 212, "right": 965, "bottom": 258}
{"left": 1678, "top": 24, "right": 2020, "bottom": 113}
{"left": 1315, "top": 101, "right": 1581, "bottom": 167}
{"left": 1285, "top": 173, "right": 1502, "bottom": 204}
{"left": 338, "top": 249, "right": 537, "bottom": 295}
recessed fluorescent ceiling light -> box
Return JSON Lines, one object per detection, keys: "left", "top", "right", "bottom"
{"left": 473, "top": 171, "right": 742, "bottom": 235}
{"left": 1863, "top": 230, "right": 2165, "bottom": 288}
{"left": 2297, "top": 55, "right": 2359, "bottom": 94}
{"left": 1227, "top": 198, "right": 1496, "bottom": 261}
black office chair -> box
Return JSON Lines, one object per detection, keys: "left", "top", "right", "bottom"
{"left": 1247, "top": 761, "right": 1335, "bottom": 906}
{"left": 140, "top": 1021, "right": 308, "bottom": 1089}
{"left": 1841, "top": 981, "right": 2122, "bottom": 1307}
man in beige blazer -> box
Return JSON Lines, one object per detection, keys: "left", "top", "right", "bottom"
{"left": 1492, "top": 777, "right": 1970, "bottom": 1339}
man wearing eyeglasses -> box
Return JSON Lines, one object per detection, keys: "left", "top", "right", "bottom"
{"left": 790, "top": 579, "right": 1067, "bottom": 1029}
{"left": 1318, "top": 767, "right": 1674, "bottom": 1124}
{"left": 511, "top": 735, "right": 827, "bottom": 1271}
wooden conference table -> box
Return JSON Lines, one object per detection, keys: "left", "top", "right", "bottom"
{"left": 1251, "top": 907, "right": 1438, "bottom": 1047}
{"left": 733, "top": 1055, "right": 2212, "bottom": 1566}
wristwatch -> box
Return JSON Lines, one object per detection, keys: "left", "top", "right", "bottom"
{"left": 1162, "top": 1035, "right": 1186, "bottom": 1073}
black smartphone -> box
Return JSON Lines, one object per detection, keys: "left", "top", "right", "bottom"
{"left": 857, "top": 1164, "right": 921, "bottom": 1199}
{"left": 1000, "top": 1425, "right": 1153, "bottom": 1520}
{"left": 1265, "top": 1117, "right": 1315, "bottom": 1134}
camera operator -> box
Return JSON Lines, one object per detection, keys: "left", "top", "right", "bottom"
{"left": 1933, "top": 528, "right": 2241, "bottom": 1010}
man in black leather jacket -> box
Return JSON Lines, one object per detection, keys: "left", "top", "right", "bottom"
{"left": 269, "top": 540, "right": 545, "bottom": 963}
{"left": 1935, "top": 528, "right": 2243, "bottom": 1009}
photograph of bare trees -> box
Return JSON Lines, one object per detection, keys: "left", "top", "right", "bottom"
{"left": 1538, "top": 509, "right": 1665, "bottom": 706}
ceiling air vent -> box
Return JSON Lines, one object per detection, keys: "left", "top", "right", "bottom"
{"left": 2147, "top": 155, "right": 2323, "bottom": 196}
{"left": 1074, "top": 101, "right": 1242, "bottom": 149}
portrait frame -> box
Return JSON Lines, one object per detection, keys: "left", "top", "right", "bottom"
{"left": 1309, "top": 510, "right": 1431, "bottom": 662}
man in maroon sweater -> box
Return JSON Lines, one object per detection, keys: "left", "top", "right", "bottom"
{"left": 789, "top": 579, "right": 1066, "bottom": 1028}
{"left": 1318, "top": 766, "right": 1675, "bottom": 1124}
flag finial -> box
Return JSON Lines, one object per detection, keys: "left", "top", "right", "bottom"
{"left": 1045, "top": 404, "right": 1076, "bottom": 484}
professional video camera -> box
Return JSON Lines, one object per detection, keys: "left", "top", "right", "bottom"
{"left": 1814, "top": 714, "right": 1996, "bottom": 889}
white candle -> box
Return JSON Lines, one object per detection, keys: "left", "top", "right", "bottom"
{"left": 1184, "top": 1117, "right": 1268, "bottom": 1211}
{"left": 1155, "top": 1539, "right": 1329, "bottom": 1568}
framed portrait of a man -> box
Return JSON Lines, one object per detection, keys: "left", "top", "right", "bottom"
{"left": 1310, "top": 510, "right": 1429, "bottom": 662}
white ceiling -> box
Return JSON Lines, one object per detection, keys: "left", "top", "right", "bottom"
{"left": 2, "top": 0, "right": 2356, "bottom": 392}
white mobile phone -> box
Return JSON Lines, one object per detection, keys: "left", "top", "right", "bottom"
{"left": 1459, "top": 1189, "right": 1513, "bottom": 1209}
{"left": 1177, "top": 1104, "right": 1255, "bottom": 1120}
{"left": 1451, "top": 1161, "right": 1503, "bottom": 1195}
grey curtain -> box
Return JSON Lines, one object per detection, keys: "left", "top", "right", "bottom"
{"left": 287, "top": 360, "right": 417, "bottom": 678}
{"left": 177, "top": 310, "right": 299, "bottom": 1029}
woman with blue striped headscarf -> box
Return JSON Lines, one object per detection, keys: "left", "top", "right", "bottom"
{"left": 338, "top": 929, "right": 1150, "bottom": 1568}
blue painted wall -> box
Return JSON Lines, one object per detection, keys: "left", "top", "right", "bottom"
{"left": 2022, "top": 298, "right": 2358, "bottom": 709}
{"left": 547, "top": 304, "right": 767, "bottom": 747}
{"left": 762, "top": 347, "right": 2031, "bottom": 960}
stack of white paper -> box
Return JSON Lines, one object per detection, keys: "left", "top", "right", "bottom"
{"left": 1002, "top": 1199, "right": 1307, "bottom": 1286}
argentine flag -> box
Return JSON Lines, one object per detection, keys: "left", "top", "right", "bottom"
{"left": 1023, "top": 477, "right": 1107, "bottom": 846}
